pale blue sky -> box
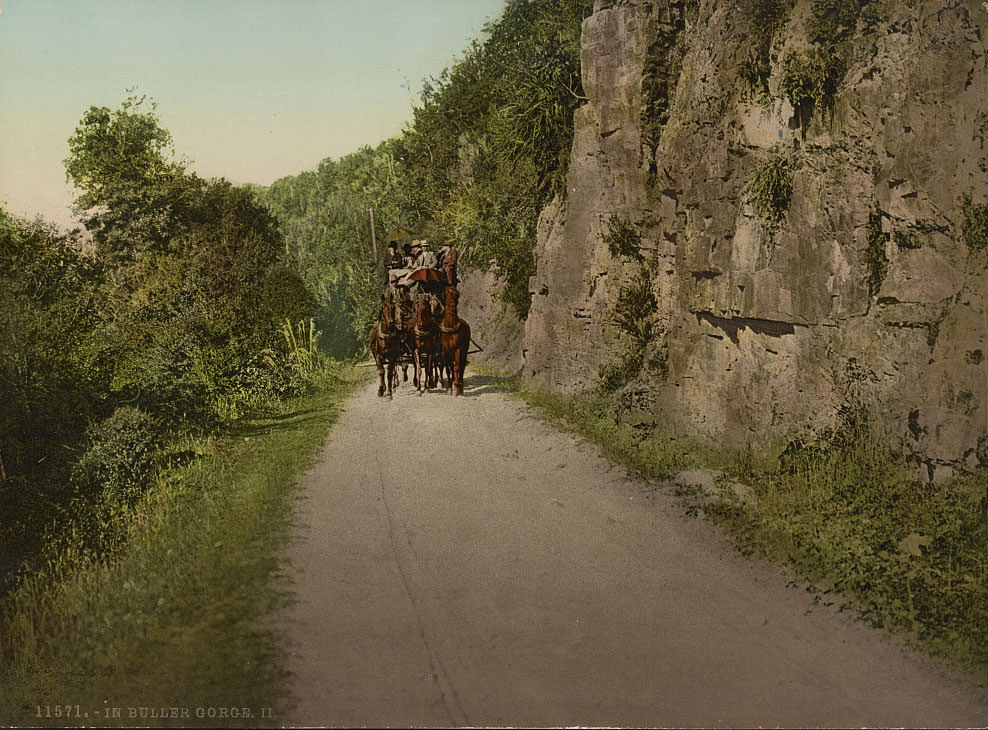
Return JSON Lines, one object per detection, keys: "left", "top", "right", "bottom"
{"left": 0, "top": 0, "right": 505, "bottom": 226}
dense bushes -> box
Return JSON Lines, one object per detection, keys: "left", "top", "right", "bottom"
{"left": 0, "top": 96, "right": 318, "bottom": 594}
{"left": 63, "top": 99, "right": 314, "bottom": 423}
{"left": 0, "top": 212, "right": 103, "bottom": 590}
{"left": 73, "top": 407, "right": 159, "bottom": 505}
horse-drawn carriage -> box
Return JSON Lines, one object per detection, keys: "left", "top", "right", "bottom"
{"left": 369, "top": 266, "right": 472, "bottom": 400}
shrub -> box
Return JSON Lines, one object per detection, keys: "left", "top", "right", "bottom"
{"left": 745, "top": 154, "right": 794, "bottom": 229}
{"left": 960, "top": 194, "right": 988, "bottom": 252}
{"left": 864, "top": 208, "right": 888, "bottom": 295}
{"left": 73, "top": 407, "right": 160, "bottom": 505}
{"left": 780, "top": 51, "right": 827, "bottom": 111}
{"left": 806, "top": 0, "right": 863, "bottom": 46}
{"left": 614, "top": 271, "right": 656, "bottom": 342}
{"left": 260, "top": 318, "right": 324, "bottom": 401}
{"left": 780, "top": 49, "right": 845, "bottom": 125}
{"left": 603, "top": 216, "right": 644, "bottom": 261}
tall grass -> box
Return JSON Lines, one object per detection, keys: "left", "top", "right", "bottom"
{"left": 0, "top": 363, "right": 362, "bottom": 728}
{"left": 471, "top": 365, "right": 704, "bottom": 482}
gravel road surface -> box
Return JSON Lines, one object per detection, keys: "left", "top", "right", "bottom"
{"left": 279, "top": 371, "right": 988, "bottom": 728}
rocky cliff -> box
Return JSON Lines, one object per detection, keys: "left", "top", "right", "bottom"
{"left": 472, "top": 0, "right": 988, "bottom": 478}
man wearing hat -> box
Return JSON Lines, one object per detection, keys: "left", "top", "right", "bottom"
{"left": 414, "top": 239, "right": 438, "bottom": 269}
{"left": 440, "top": 239, "right": 458, "bottom": 286}
{"left": 403, "top": 241, "right": 417, "bottom": 268}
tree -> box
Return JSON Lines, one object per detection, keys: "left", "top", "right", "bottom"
{"left": 63, "top": 97, "right": 315, "bottom": 420}
{"left": 64, "top": 93, "right": 191, "bottom": 260}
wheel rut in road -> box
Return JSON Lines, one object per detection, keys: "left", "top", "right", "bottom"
{"left": 279, "top": 370, "right": 988, "bottom": 728}
{"left": 375, "top": 458, "right": 468, "bottom": 726}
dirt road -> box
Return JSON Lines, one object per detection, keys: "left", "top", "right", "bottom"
{"left": 279, "top": 371, "right": 988, "bottom": 728}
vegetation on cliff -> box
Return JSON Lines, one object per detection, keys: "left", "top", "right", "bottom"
{"left": 744, "top": 153, "right": 794, "bottom": 230}
{"left": 960, "top": 193, "right": 988, "bottom": 252}
{"left": 259, "top": 0, "right": 594, "bottom": 326}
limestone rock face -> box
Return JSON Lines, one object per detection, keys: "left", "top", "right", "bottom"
{"left": 517, "top": 0, "right": 988, "bottom": 473}
{"left": 457, "top": 269, "right": 525, "bottom": 373}
{"left": 523, "top": 0, "right": 660, "bottom": 392}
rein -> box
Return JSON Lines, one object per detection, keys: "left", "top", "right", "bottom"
{"left": 377, "top": 320, "right": 396, "bottom": 337}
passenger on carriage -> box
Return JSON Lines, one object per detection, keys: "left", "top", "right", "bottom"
{"left": 439, "top": 239, "right": 458, "bottom": 286}
{"left": 383, "top": 241, "right": 402, "bottom": 269}
{"left": 414, "top": 240, "right": 438, "bottom": 269}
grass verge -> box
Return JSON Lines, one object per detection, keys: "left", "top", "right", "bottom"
{"left": 0, "top": 363, "right": 362, "bottom": 728}
{"left": 468, "top": 364, "right": 716, "bottom": 482}
{"left": 469, "top": 364, "right": 988, "bottom": 687}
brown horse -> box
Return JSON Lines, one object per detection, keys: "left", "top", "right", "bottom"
{"left": 394, "top": 287, "right": 415, "bottom": 385}
{"left": 369, "top": 295, "right": 401, "bottom": 399}
{"left": 411, "top": 298, "right": 440, "bottom": 395}
{"left": 439, "top": 286, "right": 471, "bottom": 396}
{"left": 428, "top": 293, "right": 448, "bottom": 387}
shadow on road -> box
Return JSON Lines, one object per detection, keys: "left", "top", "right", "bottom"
{"left": 460, "top": 372, "right": 520, "bottom": 398}
{"left": 227, "top": 409, "right": 329, "bottom": 439}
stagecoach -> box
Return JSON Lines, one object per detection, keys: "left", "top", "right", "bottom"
{"left": 370, "top": 266, "right": 475, "bottom": 400}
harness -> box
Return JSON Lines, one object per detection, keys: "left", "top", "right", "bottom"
{"left": 439, "top": 319, "right": 462, "bottom": 334}
{"left": 376, "top": 317, "right": 399, "bottom": 343}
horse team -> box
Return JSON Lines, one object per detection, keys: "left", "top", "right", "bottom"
{"left": 369, "top": 285, "right": 471, "bottom": 399}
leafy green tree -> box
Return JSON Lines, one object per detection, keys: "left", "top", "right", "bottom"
{"left": 2, "top": 96, "right": 319, "bottom": 593}
{"left": 262, "top": 144, "right": 406, "bottom": 356}
{"left": 393, "top": 0, "right": 592, "bottom": 316}
{"left": 64, "top": 97, "right": 314, "bottom": 421}
{"left": 64, "top": 94, "right": 191, "bottom": 261}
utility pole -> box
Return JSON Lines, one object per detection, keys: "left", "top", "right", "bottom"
{"left": 368, "top": 207, "right": 378, "bottom": 264}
